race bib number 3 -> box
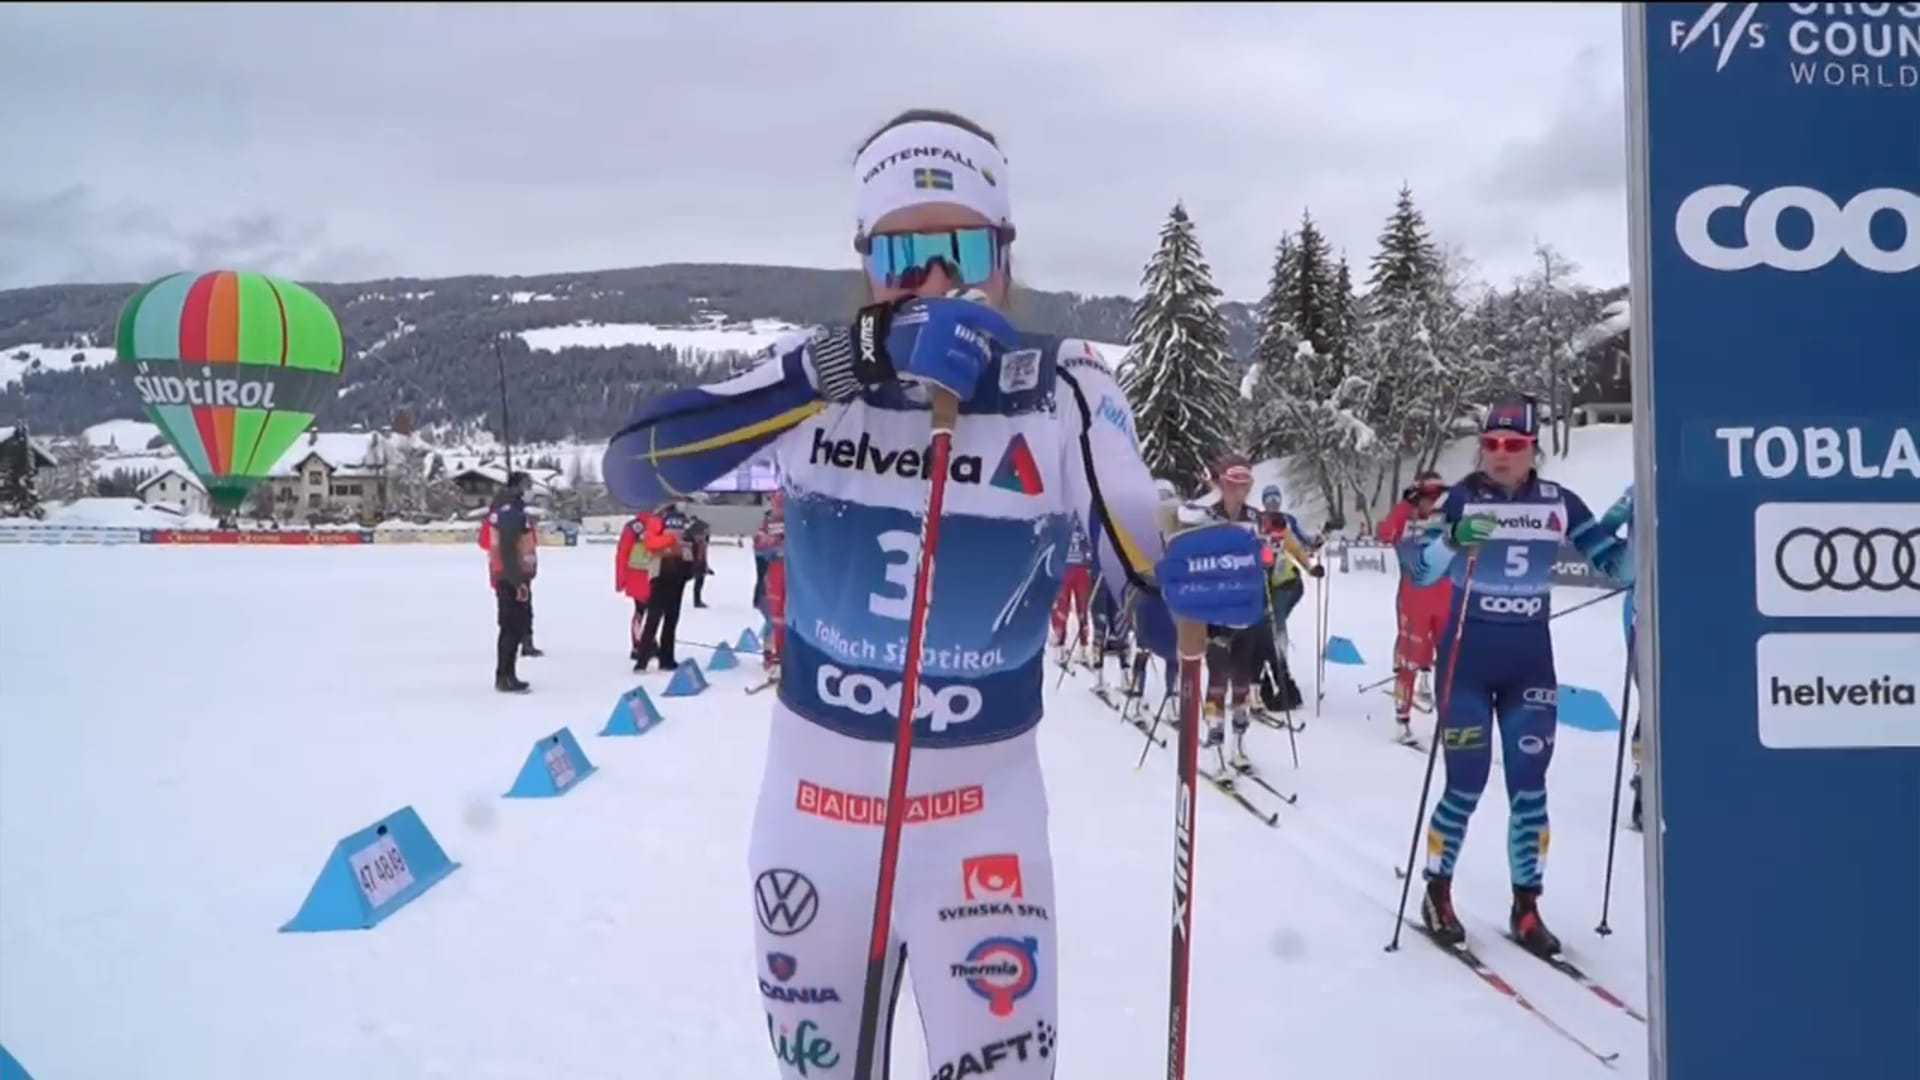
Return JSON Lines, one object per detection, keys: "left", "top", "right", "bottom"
{"left": 349, "top": 831, "right": 415, "bottom": 909}
{"left": 543, "top": 742, "right": 577, "bottom": 790}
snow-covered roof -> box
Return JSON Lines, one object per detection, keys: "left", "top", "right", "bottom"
{"left": 449, "top": 462, "right": 561, "bottom": 492}
{"left": 269, "top": 432, "right": 394, "bottom": 480}
{"left": 135, "top": 466, "right": 206, "bottom": 495}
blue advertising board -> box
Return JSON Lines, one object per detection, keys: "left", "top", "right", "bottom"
{"left": 1626, "top": 5, "right": 1919, "bottom": 1079}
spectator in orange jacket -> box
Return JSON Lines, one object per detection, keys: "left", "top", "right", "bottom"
{"left": 615, "top": 507, "right": 682, "bottom": 671}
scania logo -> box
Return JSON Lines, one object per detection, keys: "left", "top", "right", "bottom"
{"left": 1676, "top": 185, "right": 1920, "bottom": 273}
{"left": 817, "top": 663, "right": 985, "bottom": 731}
{"left": 1774, "top": 526, "right": 1920, "bottom": 592}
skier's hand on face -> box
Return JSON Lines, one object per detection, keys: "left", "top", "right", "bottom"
{"left": 843, "top": 222, "right": 1017, "bottom": 404}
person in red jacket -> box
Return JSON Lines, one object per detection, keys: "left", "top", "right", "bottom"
{"left": 752, "top": 492, "right": 787, "bottom": 672}
{"left": 480, "top": 475, "right": 543, "bottom": 658}
{"left": 1377, "top": 470, "right": 1450, "bottom": 740}
{"left": 615, "top": 506, "right": 681, "bottom": 671}
{"left": 1049, "top": 512, "right": 1094, "bottom": 666}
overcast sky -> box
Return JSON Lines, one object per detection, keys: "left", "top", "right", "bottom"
{"left": 0, "top": 2, "right": 1630, "bottom": 299}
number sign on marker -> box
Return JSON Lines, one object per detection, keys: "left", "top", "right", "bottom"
{"left": 349, "top": 831, "right": 415, "bottom": 909}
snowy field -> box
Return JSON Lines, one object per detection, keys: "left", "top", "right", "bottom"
{"left": 0, "top": 542, "right": 1648, "bottom": 1079}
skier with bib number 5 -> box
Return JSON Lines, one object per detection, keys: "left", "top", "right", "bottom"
{"left": 1407, "top": 398, "right": 1634, "bottom": 956}
{"left": 599, "top": 107, "right": 1264, "bottom": 1080}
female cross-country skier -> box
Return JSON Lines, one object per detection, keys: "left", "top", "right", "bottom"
{"left": 599, "top": 106, "right": 1263, "bottom": 1080}
{"left": 1049, "top": 511, "right": 1095, "bottom": 667}
{"left": 1408, "top": 397, "right": 1634, "bottom": 956}
{"left": 1254, "top": 483, "right": 1323, "bottom": 713}
{"left": 1378, "top": 470, "right": 1451, "bottom": 742}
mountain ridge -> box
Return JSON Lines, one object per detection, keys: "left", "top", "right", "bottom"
{"left": 0, "top": 262, "right": 1259, "bottom": 441}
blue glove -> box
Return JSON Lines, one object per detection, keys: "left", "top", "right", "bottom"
{"left": 1154, "top": 524, "right": 1269, "bottom": 629}
{"left": 849, "top": 295, "right": 1014, "bottom": 403}
{"left": 1600, "top": 484, "right": 1634, "bottom": 531}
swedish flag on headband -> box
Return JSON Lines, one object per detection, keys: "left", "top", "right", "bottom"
{"left": 913, "top": 167, "right": 955, "bottom": 191}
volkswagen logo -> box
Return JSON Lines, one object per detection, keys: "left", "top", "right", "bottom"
{"left": 1774, "top": 527, "right": 1920, "bottom": 593}
{"left": 754, "top": 868, "right": 819, "bottom": 937}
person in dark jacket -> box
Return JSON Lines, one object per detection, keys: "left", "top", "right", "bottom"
{"left": 687, "top": 513, "right": 713, "bottom": 608}
{"left": 488, "top": 472, "right": 539, "bottom": 692}
{"left": 633, "top": 499, "right": 692, "bottom": 670}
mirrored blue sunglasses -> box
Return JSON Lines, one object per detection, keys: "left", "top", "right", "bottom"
{"left": 863, "top": 227, "right": 1004, "bottom": 289}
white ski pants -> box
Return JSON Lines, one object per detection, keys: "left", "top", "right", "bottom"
{"left": 750, "top": 704, "right": 1060, "bottom": 1079}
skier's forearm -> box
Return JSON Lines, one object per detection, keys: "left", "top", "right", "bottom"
{"left": 1410, "top": 525, "right": 1457, "bottom": 587}
{"left": 601, "top": 337, "right": 825, "bottom": 510}
{"left": 1565, "top": 490, "right": 1635, "bottom": 585}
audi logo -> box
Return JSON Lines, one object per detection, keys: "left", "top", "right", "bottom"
{"left": 1774, "top": 527, "right": 1920, "bottom": 592}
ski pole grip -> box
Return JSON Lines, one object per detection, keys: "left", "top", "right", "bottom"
{"left": 930, "top": 387, "right": 960, "bottom": 435}
{"left": 1176, "top": 618, "right": 1207, "bottom": 660}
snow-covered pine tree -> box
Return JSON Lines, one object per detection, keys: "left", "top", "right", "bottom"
{"left": 0, "top": 425, "right": 45, "bottom": 520}
{"left": 1246, "top": 211, "right": 1374, "bottom": 522}
{"left": 1118, "top": 202, "right": 1241, "bottom": 496}
{"left": 1354, "top": 184, "right": 1448, "bottom": 503}
{"left": 1501, "top": 241, "right": 1596, "bottom": 456}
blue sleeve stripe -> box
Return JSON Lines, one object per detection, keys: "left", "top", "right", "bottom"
{"left": 603, "top": 353, "right": 822, "bottom": 508}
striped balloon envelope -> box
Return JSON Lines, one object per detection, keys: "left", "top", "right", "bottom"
{"left": 114, "top": 270, "right": 343, "bottom": 511}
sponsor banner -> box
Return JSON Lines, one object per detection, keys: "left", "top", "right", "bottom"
{"left": 372, "top": 527, "right": 482, "bottom": 545}
{"left": 1549, "top": 543, "right": 1629, "bottom": 590}
{"left": 0, "top": 524, "right": 144, "bottom": 545}
{"left": 145, "top": 529, "right": 374, "bottom": 545}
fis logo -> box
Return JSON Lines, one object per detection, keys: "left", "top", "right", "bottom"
{"left": 1670, "top": 2, "right": 1767, "bottom": 72}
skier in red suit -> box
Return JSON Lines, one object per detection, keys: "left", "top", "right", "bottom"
{"left": 753, "top": 492, "right": 787, "bottom": 671}
{"left": 1377, "top": 470, "right": 1451, "bottom": 741}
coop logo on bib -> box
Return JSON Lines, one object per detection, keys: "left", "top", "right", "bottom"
{"left": 817, "top": 663, "right": 984, "bottom": 732}
{"left": 951, "top": 936, "right": 1040, "bottom": 1017}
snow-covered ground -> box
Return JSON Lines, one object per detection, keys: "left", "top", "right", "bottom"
{"left": 0, "top": 532, "right": 1648, "bottom": 1078}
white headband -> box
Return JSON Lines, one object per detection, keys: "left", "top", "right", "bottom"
{"left": 853, "top": 120, "right": 1012, "bottom": 238}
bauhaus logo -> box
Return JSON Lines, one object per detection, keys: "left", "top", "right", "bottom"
{"left": 810, "top": 428, "right": 983, "bottom": 483}
{"left": 1676, "top": 185, "right": 1920, "bottom": 273}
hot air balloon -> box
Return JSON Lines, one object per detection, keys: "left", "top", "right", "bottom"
{"left": 114, "top": 270, "right": 344, "bottom": 511}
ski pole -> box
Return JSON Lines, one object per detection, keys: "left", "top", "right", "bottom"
{"left": 851, "top": 388, "right": 959, "bottom": 1080}
{"left": 1596, "top": 628, "right": 1636, "bottom": 937}
{"left": 1165, "top": 617, "right": 1207, "bottom": 1080}
{"left": 1552, "top": 585, "right": 1627, "bottom": 622}
{"left": 1386, "top": 551, "right": 1478, "bottom": 953}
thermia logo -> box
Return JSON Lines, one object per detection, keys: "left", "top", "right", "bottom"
{"left": 811, "top": 429, "right": 983, "bottom": 483}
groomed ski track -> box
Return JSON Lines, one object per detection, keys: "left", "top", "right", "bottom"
{"left": 0, "top": 543, "right": 1648, "bottom": 1078}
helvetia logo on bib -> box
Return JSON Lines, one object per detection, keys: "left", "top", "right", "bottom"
{"left": 990, "top": 433, "right": 1044, "bottom": 496}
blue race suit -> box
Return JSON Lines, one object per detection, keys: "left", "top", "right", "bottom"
{"left": 602, "top": 329, "right": 1176, "bottom": 1080}
{"left": 1411, "top": 471, "right": 1633, "bottom": 890}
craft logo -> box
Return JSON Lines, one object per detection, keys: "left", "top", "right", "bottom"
{"left": 810, "top": 428, "right": 984, "bottom": 483}
{"left": 931, "top": 1020, "right": 1057, "bottom": 1080}
{"left": 1667, "top": 3, "right": 1920, "bottom": 90}
{"left": 990, "top": 433, "right": 1045, "bottom": 496}
{"left": 795, "top": 778, "right": 985, "bottom": 826}
{"left": 760, "top": 952, "right": 840, "bottom": 1005}
{"left": 950, "top": 936, "right": 1040, "bottom": 1017}
{"left": 999, "top": 349, "right": 1041, "bottom": 394}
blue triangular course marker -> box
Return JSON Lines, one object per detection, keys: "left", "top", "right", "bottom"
{"left": 601, "top": 687, "right": 664, "bottom": 737}
{"left": 1, "top": 1043, "right": 34, "bottom": 1080}
{"left": 738, "top": 628, "right": 761, "bottom": 653}
{"left": 505, "top": 727, "right": 598, "bottom": 798}
{"left": 280, "top": 805, "right": 461, "bottom": 933}
{"left": 1323, "top": 635, "right": 1365, "bottom": 666}
{"left": 709, "top": 642, "right": 739, "bottom": 672}
{"left": 1557, "top": 684, "right": 1620, "bottom": 733}
{"left": 664, "top": 659, "right": 709, "bottom": 697}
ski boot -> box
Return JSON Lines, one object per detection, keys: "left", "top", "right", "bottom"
{"left": 1201, "top": 702, "right": 1225, "bottom": 749}
{"left": 495, "top": 673, "right": 530, "bottom": 694}
{"left": 1414, "top": 670, "right": 1434, "bottom": 712}
{"left": 1509, "top": 885, "right": 1563, "bottom": 957}
{"left": 521, "top": 640, "right": 545, "bottom": 658}
{"left": 1228, "top": 707, "right": 1253, "bottom": 771}
{"left": 1393, "top": 715, "right": 1418, "bottom": 747}
{"left": 1052, "top": 641, "right": 1072, "bottom": 669}
{"left": 1421, "top": 874, "right": 1466, "bottom": 946}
